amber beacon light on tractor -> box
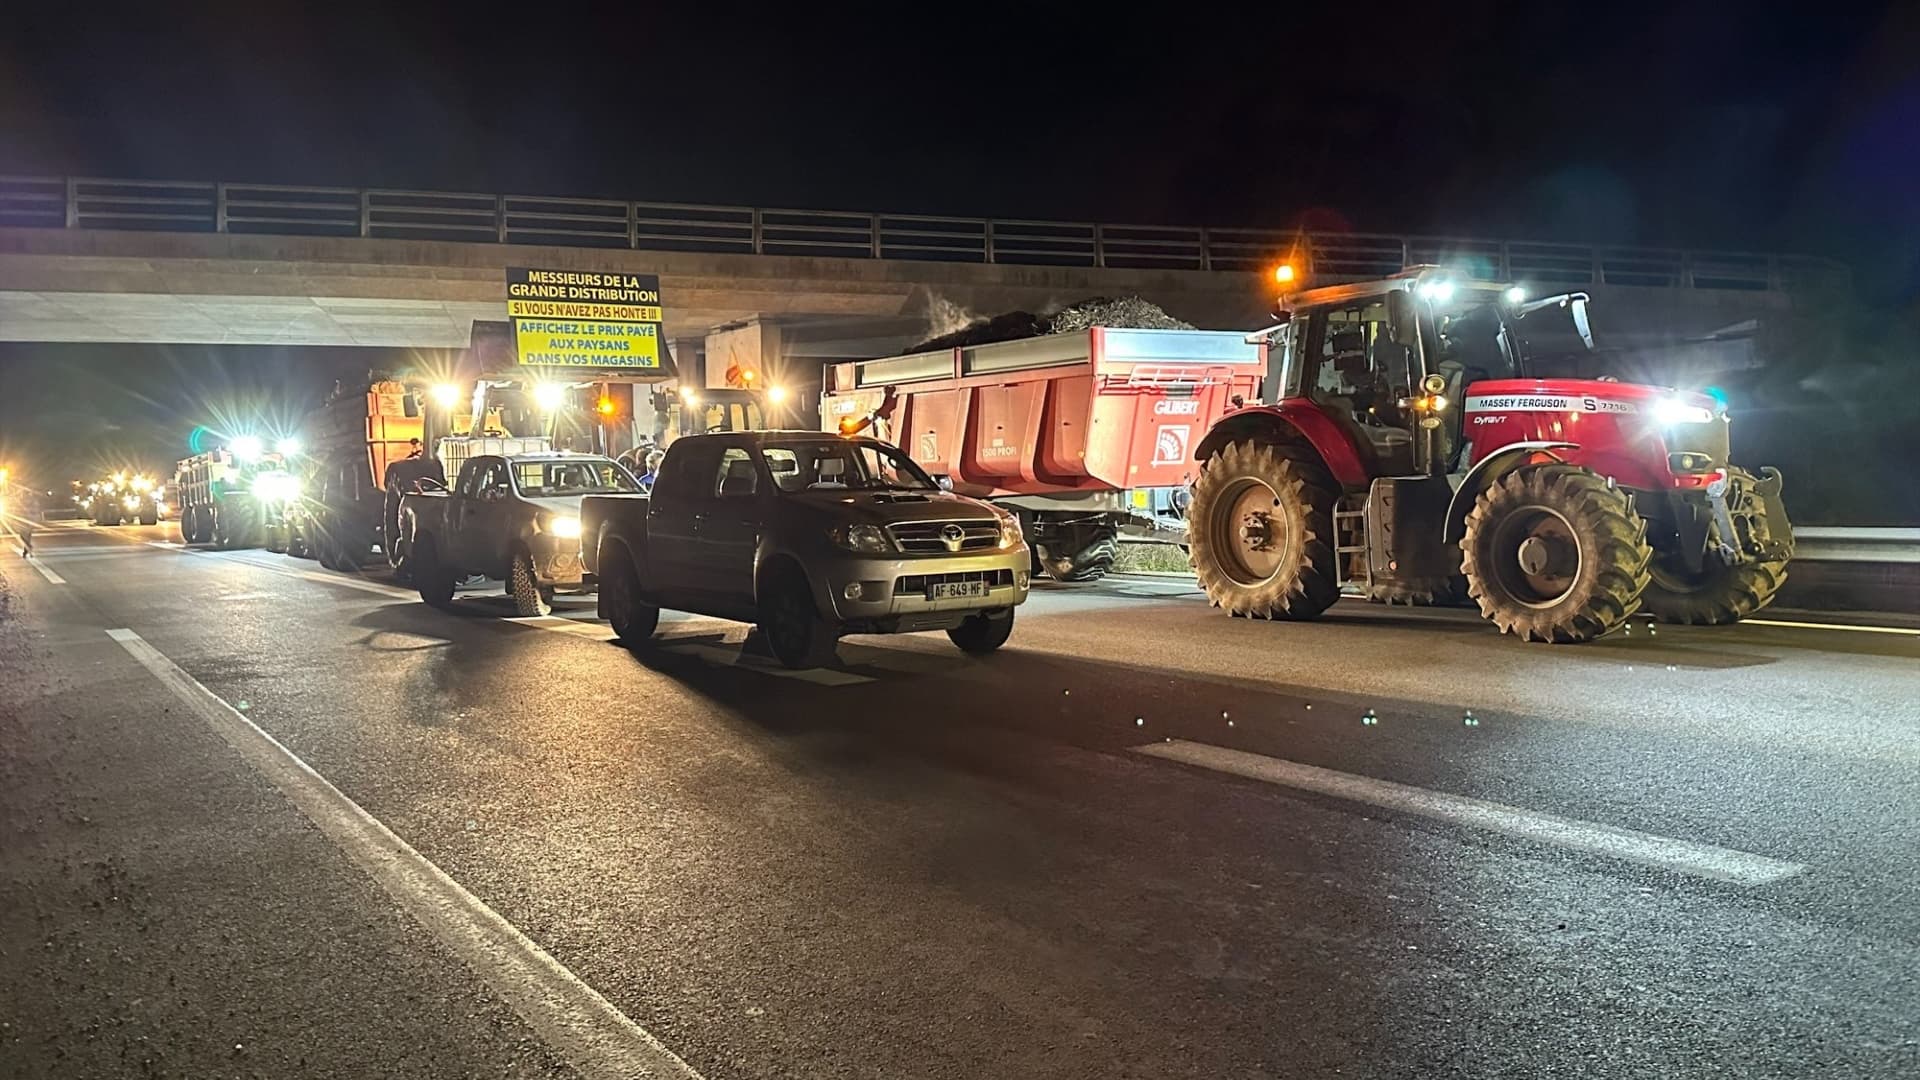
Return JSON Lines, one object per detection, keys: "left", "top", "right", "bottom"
{"left": 1185, "top": 266, "right": 1794, "bottom": 643}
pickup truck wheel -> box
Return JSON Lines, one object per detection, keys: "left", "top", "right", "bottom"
{"left": 947, "top": 606, "right": 1015, "bottom": 655}
{"left": 412, "top": 536, "right": 457, "bottom": 609}
{"left": 600, "top": 554, "right": 660, "bottom": 647}
{"left": 760, "top": 572, "right": 838, "bottom": 669}
{"left": 510, "top": 549, "right": 553, "bottom": 617}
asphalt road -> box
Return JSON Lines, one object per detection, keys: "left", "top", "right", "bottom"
{"left": 3, "top": 520, "right": 1917, "bottom": 1079}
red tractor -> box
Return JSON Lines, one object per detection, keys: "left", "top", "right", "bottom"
{"left": 1187, "top": 268, "right": 1794, "bottom": 643}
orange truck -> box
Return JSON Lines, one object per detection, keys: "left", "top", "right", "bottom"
{"left": 820, "top": 328, "right": 1266, "bottom": 581}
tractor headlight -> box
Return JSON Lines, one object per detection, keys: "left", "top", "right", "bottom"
{"left": 251, "top": 473, "right": 300, "bottom": 503}
{"left": 546, "top": 515, "right": 582, "bottom": 539}
{"left": 1653, "top": 397, "right": 1715, "bottom": 425}
{"left": 124, "top": 495, "right": 140, "bottom": 510}
{"left": 830, "top": 523, "right": 894, "bottom": 554}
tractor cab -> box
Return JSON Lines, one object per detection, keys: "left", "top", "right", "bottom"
{"left": 1259, "top": 267, "right": 1574, "bottom": 480}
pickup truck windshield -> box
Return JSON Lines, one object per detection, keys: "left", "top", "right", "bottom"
{"left": 511, "top": 459, "right": 640, "bottom": 497}
{"left": 761, "top": 442, "right": 937, "bottom": 493}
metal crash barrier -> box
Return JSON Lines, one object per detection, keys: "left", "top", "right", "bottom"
{"left": 0, "top": 175, "right": 1847, "bottom": 292}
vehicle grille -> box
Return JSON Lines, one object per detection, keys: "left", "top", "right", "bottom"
{"left": 887, "top": 519, "right": 1001, "bottom": 553}
{"left": 896, "top": 569, "right": 1016, "bottom": 593}
{"left": 1668, "top": 419, "right": 1731, "bottom": 466}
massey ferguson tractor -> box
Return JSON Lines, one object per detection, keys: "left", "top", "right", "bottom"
{"left": 1187, "top": 267, "right": 1794, "bottom": 643}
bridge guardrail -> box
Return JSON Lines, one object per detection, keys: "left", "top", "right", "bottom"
{"left": 1792, "top": 527, "right": 1920, "bottom": 564}
{"left": 0, "top": 174, "right": 1848, "bottom": 293}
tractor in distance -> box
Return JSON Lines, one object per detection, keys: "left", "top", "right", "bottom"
{"left": 1186, "top": 266, "right": 1794, "bottom": 643}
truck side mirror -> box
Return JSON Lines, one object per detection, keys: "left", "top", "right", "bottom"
{"left": 1570, "top": 297, "right": 1594, "bottom": 350}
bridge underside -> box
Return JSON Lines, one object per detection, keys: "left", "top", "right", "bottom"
{"left": 0, "top": 228, "right": 1794, "bottom": 362}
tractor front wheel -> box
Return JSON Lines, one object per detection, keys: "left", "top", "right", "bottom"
{"left": 1189, "top": 440, "right": 1340, "bottom": 620}
{"left": 1642, "top": 553, "right": 1787, "bottom": 625}
{"left": 1461, "top": 465, "right": 1650, "bottom": 643}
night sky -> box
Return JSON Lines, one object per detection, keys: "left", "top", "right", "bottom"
{"left": 1, "top": 2, "right": 1916, "bottom": 496}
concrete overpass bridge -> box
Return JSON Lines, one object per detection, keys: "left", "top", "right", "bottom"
{"left": 0, "top": 176, "right": 1847, "bottom": 378}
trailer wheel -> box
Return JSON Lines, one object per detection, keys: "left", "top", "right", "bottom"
{"left": 947, "top": 606, "right": 1016, "bottom": 654}
{"left": 1460, "top": 464, "right": 1650, "bottom": 643}
{"left": 758, "top": 567, "right": 838, "bottom": 669}
{"left": 412, "top": 536, "right": 457, "bottom": 609}
{"left": 1641, "top": 553, "right": 1787, "bottom": 625}
{"left": 509, "top": 548, "right": 553, "bottom": 617}
{"left": 138, "top": 510, "right": 158, "bottom": 527}
{"left": 179, "top": 508, "right": 199, "bottom": 545}
{"left": 1189, "top": 440, "right": 1341, "bottom": 620}
{"left": 1037, "top": 525, "right": 1119, "bottom": 583}
{"left": 598, "top": 547, "right": 660, "bottom": 649}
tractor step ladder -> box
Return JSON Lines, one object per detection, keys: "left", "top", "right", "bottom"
{"left": 1334, "top": 501, "right": 1371, "bottom": 588}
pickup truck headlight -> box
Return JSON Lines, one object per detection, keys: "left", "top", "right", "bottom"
{"left": 546, "top": 515, "right": 583, "bottom": 539}
{"left": 990, "top": 507, "right": 1023, "bottom": 550}
{"left": 830, "top": 523, "right": 894, "bottom": 554}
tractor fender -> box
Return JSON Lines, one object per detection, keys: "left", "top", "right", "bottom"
{"left": 1443, "top": 441, "right": 1580, "bottom": 543}
{"left": 1193, "top": 404, "right": 1371, "bottom": 489}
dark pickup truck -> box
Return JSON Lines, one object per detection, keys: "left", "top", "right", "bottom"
{"left": 405, "top": 451, "right": 641, "bottom": 616}
{"left": 582, "top": 431, "right": 1031, "bottom": 668}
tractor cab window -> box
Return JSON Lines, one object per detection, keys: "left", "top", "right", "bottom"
{"left": 1432, "top": 300, "right": 1517, "bottom": 389}
{"left": 1301, "top": 301, "right": 1417, "bottom": 473}
{"left": 696, "top": 401, "right": 764, "bottom": 435}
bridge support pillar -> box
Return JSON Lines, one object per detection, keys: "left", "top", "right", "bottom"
{"left": 704, "top": 318, "right": 788, "bottom": 391}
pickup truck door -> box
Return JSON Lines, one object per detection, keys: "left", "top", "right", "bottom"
{"left": 698, "top": 446, "right": 766, "bottom": 608}
{"left": 646, "top": 443, "right": 717, "bottom": 600}
{"left": 452, "top": 458, "right": 507, "bottom": 572}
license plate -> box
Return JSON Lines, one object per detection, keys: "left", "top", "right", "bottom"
{"left": 926, "top": 580, "right": 991, "bottom": 601}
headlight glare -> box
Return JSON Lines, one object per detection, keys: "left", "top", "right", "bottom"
{"left": 547, "top": 515, "right": 583, "bottom": 539}
{"left": 1653, "top": 397, "right": 1715, "bottom": 425}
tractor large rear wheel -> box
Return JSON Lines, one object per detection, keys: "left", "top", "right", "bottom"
{"left": 1461, "top": 465, "right": 1650, "bottom": 643}
{"left": 1641, "top": 553, "right": 1787, "bottom": 625}
{"left": 1189, "top": 440, "right": 1340, "bottom": 620}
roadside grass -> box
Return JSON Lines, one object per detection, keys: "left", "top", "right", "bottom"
{"left": 1114, "top": 542, "right": 1193, "bottom": 574}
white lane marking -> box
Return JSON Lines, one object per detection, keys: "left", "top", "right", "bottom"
{"left": 8, "top": 536, "right": 68, "bottom": 581}
{"left": 104, "top": 628, "right": 704, "bottom": 1080}
{"left": 1741, "top": 617, "right": 1920, "bottom": 637}
{"left": 507, "top": 613, "right": 618, "bottom": 640}
{"left": 1134, "top": 739, "right": 1805, "bottom": 886}
{"left": 25, "top": 558, "right": 67, "bottom": 584}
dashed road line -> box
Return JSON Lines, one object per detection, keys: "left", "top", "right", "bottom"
{"left": 1134, "top": 739, "right": 1805, "bottom": 886}
{"left": 1742, "top": 617, "right": 1920, "bottom": 637}
{"left": 104, "top": 627, "right": 705, "bottom": 1080}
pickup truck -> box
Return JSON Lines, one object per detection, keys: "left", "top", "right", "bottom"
{"left": 582, "top": 431, "right": 1031, "bottom": 668}
{"left": 404, "top": 451, "right": 642, "bottom": 616}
